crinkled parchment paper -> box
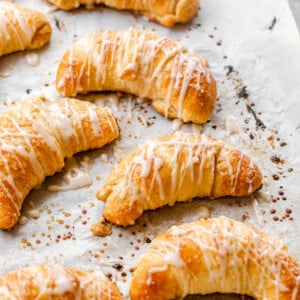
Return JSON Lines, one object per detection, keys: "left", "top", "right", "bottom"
{"left": 0, "top": 0, "right": 300, "bottom": 299}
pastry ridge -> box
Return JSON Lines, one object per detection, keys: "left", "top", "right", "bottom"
{"left": 130, "top": 216, "right": 300, "bottom": 300}
{"left": 97, "top": 131, "right": 262, "bottom": 226}
{"left": 0, "top": 2, "right": 51, "bottom": 57}
{"left": 56, "top": 28, "right": 217, "bottom": 124}
{"left": 0, "top": 97, "right": 119, "bottom": 229}
{"left": 0, "top": 264, "right": 122, "bottom": 299}
{"left": 48, "top": 0, "right": 199, "bottom": 27}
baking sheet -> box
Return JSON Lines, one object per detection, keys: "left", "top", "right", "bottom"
{"left": 0, "top": 0, "right": 300, "bottom": 299}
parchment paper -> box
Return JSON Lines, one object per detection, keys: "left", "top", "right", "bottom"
{"left": 0, "top": 0, "right": 300, "bottom": 299}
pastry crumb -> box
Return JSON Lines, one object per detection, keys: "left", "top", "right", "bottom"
{"left": 90, "top": 219, "right": 112, "bottom": 236}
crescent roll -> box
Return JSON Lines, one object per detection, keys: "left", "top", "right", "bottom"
{"left": 0, "top": 264, "right": 122, "bottom": 299}
{"left": 48, "top": 0, "right": 199, "bottom": 27}
{"left": 130, "top": 216, "right": 300, "bottom": 300}
{"left": 56, "top": 28, "right": 217, "bottom": 124}
{"left": 0, "top": 2, "right": 51, "bottom": 57}
{"left": 97, "top": 131, "right": 262, "bottom": 226}
{"left": 0, "top": 97, "right": 119, "bottom": 229}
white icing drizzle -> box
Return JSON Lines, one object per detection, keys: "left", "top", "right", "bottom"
{"left": 255, "top": 190, "right": 271, "bottom": 202}
{"left": 172, "top": 119, "right": 183, "bottom": 131}
{"left": 142, "top": 217, "right": 299, "bottom": 299}
{"left": 196, "top": 206, "right": 210, "bottom": 219}
{"left": 107, "top": 94, "right": 120, "bottom": 112}
{"left": 43, "top": 266, "right": 77, "bottom": 295}
{"left": 146, "top": 265, "right": 168, "bottom": 286}
{"left": 100, "top": 153, "right": 109, "bottom": 163}
{"left": 224, "top": 115, "right": 243, "bottom": 137}
{"left": 252, "top": 197, "right": 265, "bottom": 227}
{"left": 112, "top": 144, "right": 125, "bottom": 162}
{"left": 47, "top": 158, "right": 92, "bottom": 192}
{"left": 176, "top": 57, "right": 198, "bottom": 119}
{"left": 45, "top": 5, "right": 59, "bottom": 13}
{"left": 25, "top": 52, "right": 40, "bottom": 67}
{"left": 87, "top": 105, "right": 103, "bottom": 136}
{"left": 26, "top": 209, "right": 40, "bottom": 219}
{"left": 191, "top": 123, "right": 203, "bottom": 134}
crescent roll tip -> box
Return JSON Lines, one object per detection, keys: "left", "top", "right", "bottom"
{"left": 0, "top": 2, "right": 52, "bottom": 57}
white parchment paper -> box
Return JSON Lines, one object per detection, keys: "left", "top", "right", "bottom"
{"left": 0, "top": 0, "right": 300, "bottom": 299}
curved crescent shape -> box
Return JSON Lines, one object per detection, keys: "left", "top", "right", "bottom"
{"left": 97, "top": 131, "right": 262, "bottom": 226}
{"left": 0, "top": 264, "right": 122, "bottom": 299}
{"left": 48, "top": 0, "right": 199, "bottom": 27}
{"left": 56, "top": 28, "right": 217, "bottom": 124}
{"left": 0, "top": 2, "right": 52, "bottom": 57}
{"left": 130, "top": 216, "right": 300, "bottom": 300}
{"left": 0, "top": 97, "right": 119, "bottom": 229}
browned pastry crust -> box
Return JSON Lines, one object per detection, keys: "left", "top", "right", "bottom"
{"left": 48, "top": 0, "right": 199, "bottom": 27}
{"left": 0, "top": 264, "right": 122, "bottom": 299}
{"left": 97, "top": 131, "right": 262, "bottom": 226}
{"left": 0, "top": 2, "right": 51, "bottom": 57}
{"left": 56, "top": 28, "right": 217, "bottom": 124}
{"left": 130, "top": 216, "right": 300, "bottom": 300}
{"left": 0, "top": 97, "right": 119, "bottom": 229}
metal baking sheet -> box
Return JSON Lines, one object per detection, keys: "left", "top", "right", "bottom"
{"left": 0, "top": 0, "right": 299, "bottom": 299}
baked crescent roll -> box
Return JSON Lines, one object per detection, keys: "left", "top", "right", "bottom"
{"left": 0, "top": 264, "right": 122, "bottom": 299}
{"left": 56, "top": 28, "right": 217, "bottom": 124}
{"left": 48, "top": 0, "right": 199, "bottom": 27}
{"left": 130, "top": 216, "right": 300, "bottom": 300}
{"left": 97, "top": 131, "right": 262, "bottom": 226}
{"left": 0, "top": 97, "right": 119, "bottom": 229}
{"left": 0, "top": 2, "right": 52, "bottom": 57}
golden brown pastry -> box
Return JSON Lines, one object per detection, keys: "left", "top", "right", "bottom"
{"left": 97, "top": 131, "right": 262, "bottom": 226}
{"left": 56, "top": 28, "right": 217, "bottom": 124}
{"left": 48, "top": 0, "right": 199, "bottom": 27}
{"left": 130, "top": 216, "right": 300, "bottom": 300}
{"left": 0, "top": 264, "right": 122, "bottom": 299}
{"left": 0, "top": 97, "right": 119, "bottom": 230}
{"left": 0, "top": 2, "right": 51, "bottom": 57}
